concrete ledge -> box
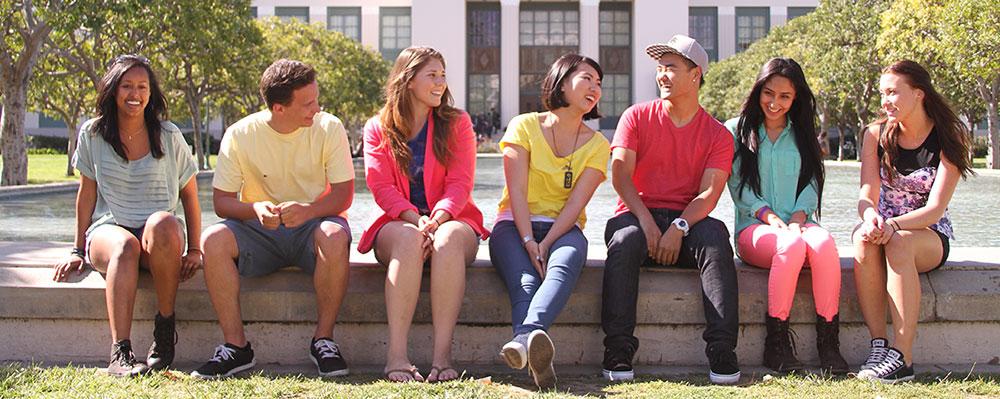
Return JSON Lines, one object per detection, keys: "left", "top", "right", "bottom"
{"left": 1, "top": 241, "right": 998, "bottom": 366}
{"left": 0, "top": 171, "right": 213, "bottom": 200}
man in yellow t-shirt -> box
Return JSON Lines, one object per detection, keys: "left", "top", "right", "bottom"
{"left": 193, "top": 59, "right": 354, "bottom": 380}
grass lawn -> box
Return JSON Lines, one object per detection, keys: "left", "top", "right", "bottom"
{"left": 0, "top": 154, "right": 216, "bottom": 185}
{"left": 2, "top": 364, "right": 998, "bottom": 399}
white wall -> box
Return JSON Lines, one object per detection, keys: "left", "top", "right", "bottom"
{"left": 412, "top": 0, "right": 467, "bottom": 108}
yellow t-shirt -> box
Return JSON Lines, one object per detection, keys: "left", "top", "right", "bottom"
{"left": 213, "top": 111, "right": 354, "bottom": 208}
{"left": 496, "top": 112, "right": 610, "bottom": 229}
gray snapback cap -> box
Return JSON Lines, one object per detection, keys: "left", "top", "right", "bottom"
{"left": 645, "top": 34, "right": 710, "bottom": 74}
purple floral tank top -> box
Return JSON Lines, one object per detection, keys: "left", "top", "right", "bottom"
{"left": 876, "top": 126, "right": 954, "bottom": 239}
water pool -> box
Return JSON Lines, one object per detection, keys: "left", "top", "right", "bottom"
{"left": 1, "top": 157, "right": 998, "bottom": 248}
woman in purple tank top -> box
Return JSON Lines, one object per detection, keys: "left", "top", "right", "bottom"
{"left": 852, "top": 60, "right": 974, "bottom": 383}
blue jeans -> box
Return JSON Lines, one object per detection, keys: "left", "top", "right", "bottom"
{"left": 489, "top": 220, "right": 588, "bottom": 336}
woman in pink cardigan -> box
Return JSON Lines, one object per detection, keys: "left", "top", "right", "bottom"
{"left": 359, "top": 46, "right": 489, "bottom": 383}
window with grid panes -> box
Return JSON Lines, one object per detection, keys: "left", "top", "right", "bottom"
{"left": 380, "top": 7, "right": 411, "bottom": 61}
{"left": 275, "top": 7, "right": 309, "bottom": 23}
{"left": 688, "top": 7, "right": 718, "bottom": 61}
{"left": 468, "top": 3, "right": 501, "bottom": 137}
{"left": 328, "top": 7, "right": 361, "bottom": 42}
{"left": 736, "top": 7, "right": 769, "bottom": 53}
{"left": 787, "top": 7, "right": 815, "bottom": 20}
{"left": 250, "top": 6, "right": 257, "bottom": 18}
{"left": 599, "top": 3, "right": 631, "bottom": 129}
{"left": 519, "top": 5, "right": 579, "bottom": 113}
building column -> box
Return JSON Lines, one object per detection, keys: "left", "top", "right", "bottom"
{"left": 580, "top": 0, "right": 600, "bottom": 60}
{"left": 413, "top": 0, "right": 467, "bottom": 108}
{"left": 500, "top": 0, "right": 520, "bottom": 129}
{"left": 718, "top": 6, "right": 736, "bottom": 60}
{"left": 771, "top": 6, "right": 787, "bottom": 28}
{"left": 310, "top": 5, "right": 325, "bottom": 28}
{"left": 361, "top": 6, "right": 379, "bottom": 52}
{"left": 632, "top": 0, "right": 687, "bottom": 103}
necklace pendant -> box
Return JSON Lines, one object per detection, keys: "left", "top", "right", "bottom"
{"left": 563, "top": 170, "right": 573, "bottom": 189}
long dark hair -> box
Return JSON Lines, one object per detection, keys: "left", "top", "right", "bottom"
{"left": 734, "top": 58, "right": 825, "bottom": 219}
{"left": 93, "top": 55, "right": 167, "bottom": 160}
{"left": 378, "top": 46, "right": 459, "bottom": 178}
{"left": 875, "top": 60, "right": 973, "bottom": 181}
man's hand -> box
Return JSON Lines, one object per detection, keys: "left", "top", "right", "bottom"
{"left": 253, "top": 201, "right": 282, "bottom": 230}
{"left": 656, "top": 225, "right": 684, "bottom": 265}
{"left": 276, "top": 201, "right": 313, "bottom": 228}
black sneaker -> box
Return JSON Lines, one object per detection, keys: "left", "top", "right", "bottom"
{"left": 858, "top": 347, "right": 914, "bottom": 383}
{"left": 707, "top": 344, "right": 741, "bottom": 385}
{"left": 601, "top": 345, "right": 635, "bottom": 381}
{"left": 191, "top": 342, "right": 256, "bottom": 379}
{"left": 500, "top": 332, "right": 529, "bottom": 370}
{"left": 859, "top": 337, "right": 888, "bottom": 375}
{"left": 107, "top": 340, "right": 148, "bottom": 377}
{"left": 527, "top": 330, "right": 556, "bottom": 389}
{"left": 310, "top": 338, "right": 349, "bottom": 377}
{"left": 147, "top": 313, "right": 177, "bottom": 371}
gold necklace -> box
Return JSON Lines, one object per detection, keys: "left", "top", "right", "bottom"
{"left": 546, "top": 117, "right": 583, "bottom": 189}
{"left": 121, "top": 125, "right": 145, "bottom": 141}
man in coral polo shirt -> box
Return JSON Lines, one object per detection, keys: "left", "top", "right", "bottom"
{"left": 600, "top": 35, "right": 740, "bottom": 385}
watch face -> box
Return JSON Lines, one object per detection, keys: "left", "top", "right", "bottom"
{"left": 678, "top": 220, "right": 687, "bottom": 228}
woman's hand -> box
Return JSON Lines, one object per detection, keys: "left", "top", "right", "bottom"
{"left": 180, "top": 249, "right": 203, "bottom": 281}
{"left": 524, "top": 240, "right": 546, "bottom": 279}
{"left": 53, "top": 254, "right": 86, "bottom": 282}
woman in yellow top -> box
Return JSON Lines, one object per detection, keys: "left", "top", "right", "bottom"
{"left": 488, "top": 54, "right": 610, "bottom": 389}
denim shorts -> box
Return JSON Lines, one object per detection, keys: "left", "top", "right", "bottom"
{"left": 220, "top": 216, "right": 351, "bottom": 277}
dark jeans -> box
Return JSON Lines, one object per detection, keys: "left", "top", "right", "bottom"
{"left": 601, "top": 209, "right": 739, "bottom": 357}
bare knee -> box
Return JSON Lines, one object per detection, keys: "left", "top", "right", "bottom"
{"left": 146, "top": 212, "right": 183, "bottom": 249}
{"left": 432, "top": 222, "right": 474, "bottom": 254}
{"left": 202, "top": 224, "right": 238, "bottom": 262}
{"left": 314, "top": 221, "right": 350, "bottom": 257}
{"left": 111, "top": 236, "right": 142, "bottom": 266}
{"left": 884, "top": 232, "right": 914, "bottom": 265}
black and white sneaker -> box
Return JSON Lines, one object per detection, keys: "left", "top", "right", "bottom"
{"left": 601, "top": 345, "right": 635, "bottom": 382}
{"left": 707, "top": 344, "right": 741, "bottom": 385}
{"left": 500, "top": 333, "right": 528, "bottom": 370}
{"left": 191, "top": 342, "right": 256, "bottom": 379}
{"left": 527, "top": 330, "right": 556, "bottom": 389}
{"left": 858, "top": 337, "right": 888, "bottom": 375}
{"left": 858, "top": 347, "right": 914, "bottom": 383}
{"left": 310, "top": 338, "right": 349, "bottom": 377}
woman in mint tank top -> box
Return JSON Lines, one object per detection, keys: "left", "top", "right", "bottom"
{"left": 51, "top": 55, "right": 202, "bottom": 377}
{"left": 853, "top": 60, "right": 974, "bottom": 383}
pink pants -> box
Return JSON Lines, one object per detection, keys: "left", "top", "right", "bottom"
{"left": 737, "top": 223, "right": 841, "bottom": 322}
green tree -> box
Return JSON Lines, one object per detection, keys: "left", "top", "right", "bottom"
{"left": 877, "top": 0, "right": 986, "bottom": 161}
{"left": 153, "top": 0, "right": 263, "bottom": 170}
{"left": 938, "top": 0, "right": 1000, "bottom": 168}
{"left": 0, "top": 0, "right": 62, "bottom": 186}
{"left": 28, "top": 53, "right": 92, "bottom": 176}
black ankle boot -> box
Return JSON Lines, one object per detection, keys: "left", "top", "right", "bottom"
{"left": 147, "top": 312, "right": 177, "bottom": 370}
{"left": 763, "top": 314, "right": 803, "bottom": 372}
{"left": 815, "top": 313, "right": 849, "bottom": 374}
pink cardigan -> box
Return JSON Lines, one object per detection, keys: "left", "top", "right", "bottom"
{"left": 357, "top": 110, "right": 489, "bottom": 253}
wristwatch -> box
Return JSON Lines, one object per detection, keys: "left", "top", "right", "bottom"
{"left": 671, "top": 218, "right": 690, "bottom": 237}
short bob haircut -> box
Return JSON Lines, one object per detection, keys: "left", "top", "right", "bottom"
{"left": 259, "top": 59, "right": 317, "bottom": 109}
{"left": 540, "top": 54, "right": 603, "bottom": 120}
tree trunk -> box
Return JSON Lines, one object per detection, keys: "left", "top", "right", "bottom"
{"left": 1, "top": 87, "right": 29, "bottom": 185}
{"left": 186, "top": 95, "right": 206, "bottom": 171}
{"left": 981, "top": 77, "right": 1000, "bottom": 170}
{"left": 65, "top": 124, "right": 77, "bottom": 176}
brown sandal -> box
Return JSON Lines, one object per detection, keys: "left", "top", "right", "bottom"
{"left": 384, "top": 366, "right": 423, "bottom": 382}
{"left": 428, "top": 366, "right": 461, "bottom": 383}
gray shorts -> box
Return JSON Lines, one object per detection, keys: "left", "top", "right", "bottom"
{"left": 220, "top": 216, "right": 351, "bottom": 277}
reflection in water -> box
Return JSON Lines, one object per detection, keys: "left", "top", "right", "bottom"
{"left": 1, "top": 158, "right": 998, "bottom": 247}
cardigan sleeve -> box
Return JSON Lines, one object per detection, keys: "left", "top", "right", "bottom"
{"left": 431, "top": 112, "right": 476, "bottom": 218}
{"left": 363, "top": 118, "right": 418, "bottom": 219}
